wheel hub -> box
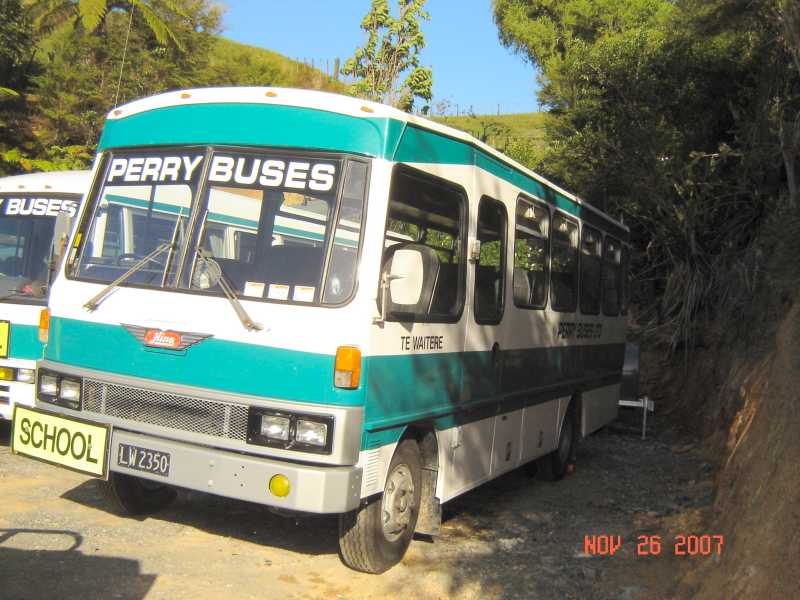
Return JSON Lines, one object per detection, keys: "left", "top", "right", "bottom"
{"left": 381, "top": 464, "right": 415, "bottom": 542}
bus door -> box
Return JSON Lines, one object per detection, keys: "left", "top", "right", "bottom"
{"left": 368, "top": 167, "right": 469, "bottom": 446}
{"left": 465, "top": 195, "right": 519, "bottom": 477}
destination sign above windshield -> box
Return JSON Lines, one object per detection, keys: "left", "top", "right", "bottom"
{"left": 105, "top": 153, "right": 339, "bottom": 193}
{"left": 0, "top": 197, "right": 78, "bottom": 217}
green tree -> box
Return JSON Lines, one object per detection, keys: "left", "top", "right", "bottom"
{"left": 27, "top": 0, "right": 191, "bottom": 49}
{"left": 0, "top": 0, "right": 41, "bottom": 174}
{"left": 16, "top": 0, "right": 219, "bottom": 171}
{"left": 342, "top": 0, "right": 433, "bottom": 112}
{"left": 493, "top": 0, "right": 800, "bottom": 352}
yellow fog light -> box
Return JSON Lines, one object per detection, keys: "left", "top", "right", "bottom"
{"left": 0, "top": 367, "right": 13, "bottom": 381}
{"left": 269, "top": 474, "right": 290, "bottom": 498}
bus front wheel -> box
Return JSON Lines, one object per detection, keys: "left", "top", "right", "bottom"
{"left": 98, "top": 472, "right": 177, "bottom": 516}
{"left": 536, "top": 411, "right": 575, "bottom": 481}
{"left": 338, "top": 439, "right": 421, "bottom": 573}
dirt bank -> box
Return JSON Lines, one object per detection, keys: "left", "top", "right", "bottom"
{"left": 665, "top": 303, "right": 800, "bottom": 599}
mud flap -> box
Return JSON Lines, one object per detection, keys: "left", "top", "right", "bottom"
{"left": 415, "top": 467, "right": 441, "bottom": 536}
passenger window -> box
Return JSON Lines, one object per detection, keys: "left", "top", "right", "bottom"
{"left": 579, "top": 226, "right": 602, "bottom": 315}
{"left": 621, "top": 245, "right": 630, "bottom": 315}
{"left": 381, "top": 167, "right": 466, "bottom": 322}
{"left": 513, "top": 197, "right": 549, "bottom": 309}
{"left": 602, "top": 236, "right": 622, "bottom": 315}
{"left": 550, "top": 213, "right": 579, "bottom": 312}
{"left": 474, "top": 197, "right": 506, "bottom": 324}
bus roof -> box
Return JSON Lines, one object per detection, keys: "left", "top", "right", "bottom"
{"left": 0, "top": 170, "right": 92, "bottom": 195}
{"left": 102, "top": 87, "right": 626, "bottom": 234}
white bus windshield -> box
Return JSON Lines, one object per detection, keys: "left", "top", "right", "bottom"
{"left": 71, "top": 149, "right": 367, "bottom": 306}
{"left": 0, "top": 196, "right": 80, "bottom": 303}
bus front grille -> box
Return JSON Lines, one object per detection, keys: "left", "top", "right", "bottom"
{"left": 82, "top": 380, "right": 249, "bottom": 441}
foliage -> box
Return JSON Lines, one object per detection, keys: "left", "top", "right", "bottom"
{"left": 0, "top": 0, "right": 40, "bottom": 174}
{"left": 342, "top": 0, "right": 433, "bottom": 112}
{"left": 0, "top": 1, "right": 345, "bottom": 175}
{"left": 27, "top": 0, "right": 192, "bottom": 49}
{"left": 493, "top": 0, "right": 800, "bottom": 354}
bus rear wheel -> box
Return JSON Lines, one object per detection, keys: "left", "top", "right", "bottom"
{"left": 536, "top": 411, "right": 575, "bottom": 481}
{"left": 98, "top": 472, "right": 177, "bottom": 516}
{"left": 338, "top": 439, "right": 421, "bottom": 573}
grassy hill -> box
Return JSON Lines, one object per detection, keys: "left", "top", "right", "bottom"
{"left": 433, "top": 112, "right": 548, "bottom": 154}
{"left": 208, "top": 37, "right": 347, "bottom": 93}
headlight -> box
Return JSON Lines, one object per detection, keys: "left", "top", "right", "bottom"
{"left": 259, "top": 414, "right": 290, "bottom": 441}
{"left": 15, "top": 368, "right": 35, "bottom": 383}
{"left": 39, "top": 374, "right": 58, "bottom": 396}
{"left": 295, "top": 419, "right": 327, "bottom": 447}
{"left": 247, "top": 409, "right": 334, "bottom": 454}
{"left": 59, "top": 379, "right": 81, "bottom": 403}
{"left": 0, "top": 367, "right": 13, "bottom": 381}
{"left": 37, "top": 370, "right": 82, "bottom": 410}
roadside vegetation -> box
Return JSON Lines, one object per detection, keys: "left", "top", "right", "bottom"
{"left": 492, "top": 1, "right": 799, "bottom": 596}
{"left": 0, "top": 0, "right": 343, "bottom": 175}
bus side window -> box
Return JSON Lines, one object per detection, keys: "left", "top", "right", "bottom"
{"left": 381, "top": 167, "right": 466, "bottom": 322}
{"left": 579, "top": 226, "right": 602, "bottom": 315}
{"left": 550, "top": 213, "right": 579, "bottom": 312}
{"left": 513, "top": 197, "right": 549, "bottom": 309}
{"left": 602, "top": 236, "right": 622, "bottom": 315}
{"left": 474, "top": 196, "right": 507, "bottom": 324}
{"left": 620, "top": 245, "right": 630, "bottom": 315}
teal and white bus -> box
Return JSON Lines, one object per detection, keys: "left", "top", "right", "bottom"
{"left": 12, "top": 88, "right": 628, "bottom": 573}
{"left": 0, "top": 171, "right": 89, "bottom": 420}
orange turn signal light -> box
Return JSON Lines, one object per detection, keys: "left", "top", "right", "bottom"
{"left": 334, "top": 346, "right": 361, "bottom": 389}
{"left": 38, "top": 309, "right": 50, "bottom": 344}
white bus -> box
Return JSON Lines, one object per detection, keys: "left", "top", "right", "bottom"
{"left": 0, "top": 171, "right": 89, "bottom": 420}
{"left": 12, "top": 88, "right": 628, "bottom": 573}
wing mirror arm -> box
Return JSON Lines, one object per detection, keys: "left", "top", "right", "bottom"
{"left": 374, "top": 272, "right": 401, "bottom": 325}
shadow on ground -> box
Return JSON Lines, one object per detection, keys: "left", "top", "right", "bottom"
{"left": 0, "top": 528, "right": 156, "bottom": 600}
{"left": 61, "top": 479, "right": 341, "bottom": 557}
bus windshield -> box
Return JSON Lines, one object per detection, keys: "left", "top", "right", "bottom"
{"left": 71, "top": 149, "right": 367, "bottom": 306}
{"left": 0, "top": 196, "right": 80, "bottom": 304}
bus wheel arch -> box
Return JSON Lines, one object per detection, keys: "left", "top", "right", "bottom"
{"left": 537, "top": 394, "right": 579, "bottom": 481}
{"left": 338, "top": 437, "right": 422, "bottom": 573}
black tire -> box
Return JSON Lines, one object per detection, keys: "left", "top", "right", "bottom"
{"left": 338, "top": 439, "right": 421, "bottom": 573}
{"left": 98, "top": 472, "right": 177, "bottom": 516}
{"left": 536, "top": 410, "right": 575, "bottom": 481}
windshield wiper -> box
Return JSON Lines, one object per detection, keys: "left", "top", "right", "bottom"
{"left": 196, "top": 247, "right": 263, "bottom": 332}
{"left": 83, "top": 243, "right": 173, "bottom": 312}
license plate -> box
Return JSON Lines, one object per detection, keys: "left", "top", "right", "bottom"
{"left": 0, "top": 320, "right": 9, "bottom": 358}
{"left": 117, "top": 443, "right": 171, "bottom": 477}
{"left": 11, "top": 405, "right": 110, "bottom": 477}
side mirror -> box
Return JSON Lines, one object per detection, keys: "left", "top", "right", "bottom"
{"left": 51, "top": 210, "right": 75, "bottom": 265}
{"left": 388, "top": 248, "right": 424, "bottom": 306}
{"left": 47, "top": 210, "right": 76, "bottom": 286}
{"left": 374, "top": 245, "right": 432, "bottom": 325}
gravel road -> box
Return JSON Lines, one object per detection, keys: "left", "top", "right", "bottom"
{"left": 0, "top": 412, "right": 715, "bottom": 600}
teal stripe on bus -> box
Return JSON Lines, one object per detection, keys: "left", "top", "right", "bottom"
{"left": 45, "top": 318, "right": 623, "bottom": 449}
{"left": 98, "top": 103, "right": 625, "bottom": 237}
{"left": 9, "top": 323, "right": 43, "bottom": 360}
{"left": 45, "top": 317, "right": 364, "bottom": 407}
{"left": 98, "top": 104, "right": 407, "bottom": 159}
